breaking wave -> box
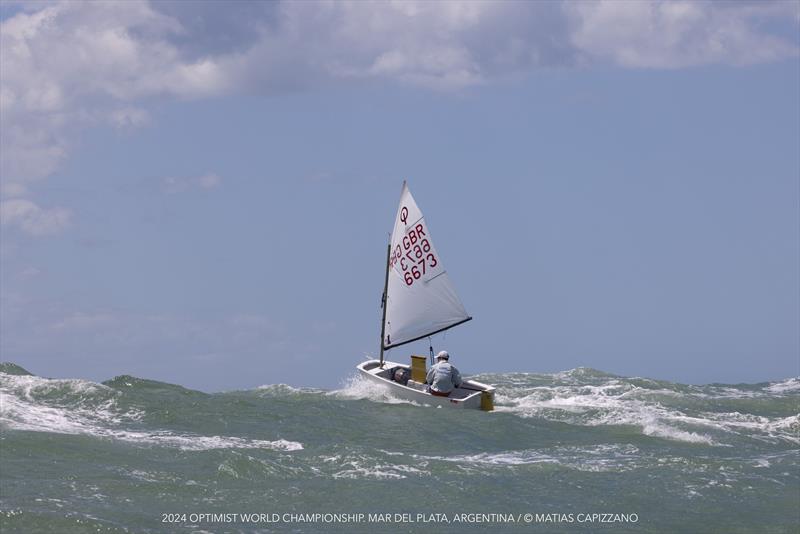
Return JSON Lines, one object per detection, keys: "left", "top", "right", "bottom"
{"left": 0, "top": 368, "right": 303, "bottom": 452}
{"left": 488, "top": 369, "right": 800, "bottom": 445}
{"left": 1, "top": 363, "right": 797, "bottom": 449}
{"left": 330, "top": 374, "right": 421, "bottom": 406}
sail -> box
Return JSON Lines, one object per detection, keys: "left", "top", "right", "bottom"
{"left": 383, "top": 182, "right": 471, "bottom": 350}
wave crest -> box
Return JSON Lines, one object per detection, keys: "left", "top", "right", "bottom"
{"left": 0, "top": 371, "right": 302, "bottom": 452}
{"left": 493, "top": 374, "right": 798, "bottom": 446}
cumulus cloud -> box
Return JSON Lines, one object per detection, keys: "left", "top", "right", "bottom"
{"left": 567, "top": 0, "right": 800, "bottom": 68}
{"left": 0, "top": 0, "right": 797, "bottom": 235}
{"left": 109, "top": 107, "right": 151, "bottom": 128}
{"left": 0, "top": 0, "right": 227, "bottom": 226}
{"left": 148, "top": 0, "right": 799, "bottom": 88}
{"left": 0, "top": 198, "right": 71, "bottom": 236}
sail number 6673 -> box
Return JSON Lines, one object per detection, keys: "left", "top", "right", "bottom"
{"left": 403, "top": 250, "right": 438, "bottom": 286}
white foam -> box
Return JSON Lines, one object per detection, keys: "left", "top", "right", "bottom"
{"left": 329, "top": 374, "right": 419, "bottom": 406}
{"left": 418, "top": 450, "right": 556, "bottom": 466}
{"left": 0, "top": 373, "right": 303, "bottom": 452}
{"left": 639, "top": 420, "right": 715, "bottom": 445}
{"left": 497, "top": 376, "right": 800, "bottom": 446}
{"left": 496, "top": 382, "right": 718, "bottom": 445}
{"left": 669, "top": 412, "right": 800, "bottom": 445}
{"left": 6, "top": 373, "right": 110, "bottom": 399}
{"left": 764, "top": 378, "right": 800, "bottom": 394}
{"left": 1, "top": 390, "right": 92, "bottom": 434}
{"left": 413, "top": 444, "right": 643, "bottom": 472}
{"left": 705, "top": 386, "right": 764, "bottom": 399}
{"left": 324, "top": 453, "right": 426, "bottom": 479}
{"left": 256, "top": 384, "right": 323, "bottom": 395}
{"left": 702, "top": 379, "right": 800, "bottom": 398}
{"left": 332, "top": 462, "right": 424, "bottom": 480}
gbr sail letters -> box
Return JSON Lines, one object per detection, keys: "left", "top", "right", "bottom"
{"left": 383, "top": 183, "right": 470, "bottom": 349}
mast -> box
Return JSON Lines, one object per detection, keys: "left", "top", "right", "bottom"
{"left": 378, "top": 242, "right": 391, "bottom": 367}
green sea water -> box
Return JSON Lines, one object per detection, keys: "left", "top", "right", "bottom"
{"left": 1, "top": 362, "right": 798, "bottom": 533}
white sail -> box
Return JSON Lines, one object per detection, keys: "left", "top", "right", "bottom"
{"left": 383, "top": 182, "right": 470, "bottom": 349}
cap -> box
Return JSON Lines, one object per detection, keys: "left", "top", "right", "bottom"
{"left": 436, "top": 350, "right": 449, "bottom": 360}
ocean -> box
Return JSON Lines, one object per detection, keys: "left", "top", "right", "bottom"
{"left": 0, "top": 362, "right": 798, "bottom": 533}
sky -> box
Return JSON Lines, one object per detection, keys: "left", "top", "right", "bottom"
{"left": 1, "top": 0, "right": 798, "bottom": 391}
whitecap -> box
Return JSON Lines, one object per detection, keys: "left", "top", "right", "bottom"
{"left": 413, "top": 444, "right": 644, "bottom": 473}
{"left": 495, "top": 381, "right": 719, "bottom": 445}
{"left": 329, "top": 374, "right": 420, "bottom": 406}
{"left": 329, "top": 453, "right": 427, "bottom": 480}
{"left": 256, "top": 384, "right": 323, "bottom": 395}
{"left": 0, "top": 374, "right": 302, "bottom": 452}
{"left": 764, "top": 378, "right": 800, "bottom": 394}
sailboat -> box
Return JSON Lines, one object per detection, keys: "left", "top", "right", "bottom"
{"left": 356, "top": 182, "right": 495, "bottom": 411}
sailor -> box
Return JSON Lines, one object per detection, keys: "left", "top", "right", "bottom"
{"left": 426, "top": 351, "right": 462, "bottom": 397}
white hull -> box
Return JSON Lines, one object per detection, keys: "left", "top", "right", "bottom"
{"left": 356, "top": 359, "right": 495, "bottom": 411}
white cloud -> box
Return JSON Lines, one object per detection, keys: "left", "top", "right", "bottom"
{"left": 0, "top": 199, "right": 71, "bottom": 236}
{"left": 0, "top": 0, "right": 227, "bottom": 232}
{"left": 109, "top": 107, "right": 151, "bottom": 128}
{"left": 0, "top": 0, "right": 796, "bottom": 236}
{"left": 0, "top": 181, "right": 27, "bottom": 198}
{"left": 172, "top": 0, "right": 797, "bottom": 89}
{"left": 567, "top": 1, "right": 800, "bottom": 68}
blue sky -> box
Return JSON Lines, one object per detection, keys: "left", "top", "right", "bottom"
{"left": 1, "top": 1, "right": 798, "bottom": 391}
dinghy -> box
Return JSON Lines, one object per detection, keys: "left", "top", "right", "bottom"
{"left": 356, "top": 182, "right": 495, "bottom": 411}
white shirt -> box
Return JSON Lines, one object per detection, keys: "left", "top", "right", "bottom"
{"left": 426, "top": 361, "right": 462, "bottom": 393}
